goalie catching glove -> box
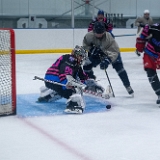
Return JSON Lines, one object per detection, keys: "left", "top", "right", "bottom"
{"left": 66, "top": 75, "right": 110, "bottom": 98}
{"left": 85, "top": 79, "right": 104, "bottom": 94}
{"left": 136, "top": 37, "right": 146, "bottom": 53}
{"left": 66, "top": 75, "right": 104, "bottom": 94}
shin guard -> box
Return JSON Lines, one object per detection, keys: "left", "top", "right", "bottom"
{"left": 146, "top": 68, "right": 160, "bottom": 95}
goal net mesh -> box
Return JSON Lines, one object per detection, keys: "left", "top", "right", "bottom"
{"left": 0, "top": 29, "right": 16, "bottom": 116}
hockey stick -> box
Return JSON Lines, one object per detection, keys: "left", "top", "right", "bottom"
{"left": 114, "top": 34, "right": 136, "bottom": 37}
{"left": 33, "top": 76, "right": 110, "bottom": 99}
{"left": 33, "top": 75, "right": 86, "bottom": 88}
{"left": 99, "top": 55, "right": 115, "bottom": 97}
{"left": 33, "top": 76, "right": 66, "bottom": 87}
{"left": 104, "top": 69, "right": 115, "bottom": 97}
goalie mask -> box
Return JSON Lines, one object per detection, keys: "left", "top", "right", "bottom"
{"left": 72, "top": 45, "right": 88, "bottom": 65}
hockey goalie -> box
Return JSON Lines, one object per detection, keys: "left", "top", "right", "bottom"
{"left": 36, "top": 45, "right": 110, "bottom": 114}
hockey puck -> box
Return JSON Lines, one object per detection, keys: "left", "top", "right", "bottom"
{"left": 106, "top": 105, "right": 111, "bottom": 109}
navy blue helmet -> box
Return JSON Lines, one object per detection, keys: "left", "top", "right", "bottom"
{"left": 94, "top": 21, "right": 105, "bottom": 34}
{"left": 97, "top": 10, "right": 104, "bottom": 16}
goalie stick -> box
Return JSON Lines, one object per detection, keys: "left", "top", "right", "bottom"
{"left": 33, "top": 76, "right": 110, "bottom": 100}
{"left": 33, "top": 75, "right": 86, "bottom": 88}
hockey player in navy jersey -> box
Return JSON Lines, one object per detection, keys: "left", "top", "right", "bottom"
{"left": 37, "top": 45, "right": 105, "bottom": 114}
{"left": 136, "top": 23, "right": 160, "bottom": 104}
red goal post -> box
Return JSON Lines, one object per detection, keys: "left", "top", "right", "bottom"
{"left": 0, "top": 29, "right": 16, "bottom": 116}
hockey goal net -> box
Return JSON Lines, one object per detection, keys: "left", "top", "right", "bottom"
{"left": 0, "top": 29, "right": 16, "bottom": 116}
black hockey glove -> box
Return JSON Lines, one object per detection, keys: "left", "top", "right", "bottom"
{"left": 88, "top": 46, "right": 104, "bottom": 67}
{"left": 89, "top": 46, "right": 104, "bottom": 58}
{"left": 100, "top": 57, "right": 111, "bottom": 70}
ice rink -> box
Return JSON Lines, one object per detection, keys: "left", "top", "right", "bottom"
{"left": 1, "top": 52, "right": 160, "bottom": 160}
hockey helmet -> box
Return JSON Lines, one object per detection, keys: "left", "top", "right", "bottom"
{"left": 97, "top": 10, "right": 104, "bottom": 16}
{"left": 94, "top": 21, "right": 105, "bottom": 34}
{"left": 72, "top": 45, "right": 88, "bottom": 64}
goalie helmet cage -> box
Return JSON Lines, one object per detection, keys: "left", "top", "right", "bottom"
{"left": 0, "top": 28, "right": 16, "bottom": 116}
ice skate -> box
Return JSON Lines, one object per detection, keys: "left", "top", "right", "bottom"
{"left": 126, "top": 86, "right": 134, "bottom": 97}
{"left": 156, "top": 95, "right": 160, "bottom": 104}
{"left": 64, "top": 94, "right": 85, "bottom": 114}
{"left": 64, "top": 101, "right": 83, "bottom": 114}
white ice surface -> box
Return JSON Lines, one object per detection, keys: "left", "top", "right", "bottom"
{"left": 1, "top": 52, "right": 160, "bottom": 160}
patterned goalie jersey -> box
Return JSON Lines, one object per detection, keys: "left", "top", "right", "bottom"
{"left": 45, "top": 54, "right": 87, "bottom": 86}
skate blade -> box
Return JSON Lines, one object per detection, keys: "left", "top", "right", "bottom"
{"left": 130, "top": 93, "right": 134, "bottom": 98}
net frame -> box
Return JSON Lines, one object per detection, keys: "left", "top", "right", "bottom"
{"left": 0, "top": 29, "right": 16, "bottom": 116}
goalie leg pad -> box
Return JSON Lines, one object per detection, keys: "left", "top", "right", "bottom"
{"left": 40, "top": 86, "right": 53, "bottom": 97}
{"left": 38, "top": 86, "right": 61, "bottom": 102}
{"left": 146, "top": 68, "right": 160, "bottom": 96}
{"left": 64, "top": 94, "right": 85, "bottom": 114}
